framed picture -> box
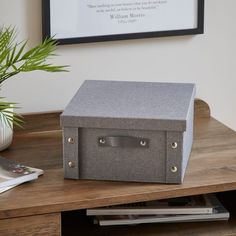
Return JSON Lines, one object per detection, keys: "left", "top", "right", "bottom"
{"left": 42, "top": 0, "right": 204, "bottom": 45}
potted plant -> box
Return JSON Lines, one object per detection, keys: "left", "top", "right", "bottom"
{"left": 0, "top": 27, "right": 67, "bottom": 151}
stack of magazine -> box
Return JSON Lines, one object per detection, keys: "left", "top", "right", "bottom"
{"left": 87, "top": 194, "right": 229, "bottom": 226}
{"left": 0, "top": 156, "right": 43, "bottom": 193}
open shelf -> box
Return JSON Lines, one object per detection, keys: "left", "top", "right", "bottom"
{"left": 62, "top": 191, "right": 236, "bottom": 236}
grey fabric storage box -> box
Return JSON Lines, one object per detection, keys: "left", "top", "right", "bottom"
{"left": 61, "top": 80, "right": 195, "bottom": 184}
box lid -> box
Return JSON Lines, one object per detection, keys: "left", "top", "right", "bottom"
{"left": 61, "top": 80, "right": 195, "bottom": 132}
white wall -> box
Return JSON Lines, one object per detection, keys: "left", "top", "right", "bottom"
{"left": 0, "top": 0, "right": 236, "bottom": 131}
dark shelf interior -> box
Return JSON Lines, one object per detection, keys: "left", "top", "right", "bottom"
{"left": 62, "top": 191, "right": 236, "bottom": 236}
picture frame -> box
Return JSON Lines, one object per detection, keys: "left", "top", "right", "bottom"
{"left": 42, "top": 0, "right": 204, "bottom": 45}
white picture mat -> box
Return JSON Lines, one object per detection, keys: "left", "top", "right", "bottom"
{"left": 50, "top": 0, "right": 198, "bottom": 39}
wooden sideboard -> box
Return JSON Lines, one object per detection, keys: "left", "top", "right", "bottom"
{"left": 1, "top": 100, "right": 236, "bottom": 236}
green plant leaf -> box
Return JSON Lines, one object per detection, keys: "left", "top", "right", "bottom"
{"left": 0, "top": 98, "right": 24, "bottom": 128}
{"left": 13, "top": 41, "right": 27, "bottom": 63}
{"left": 0, "top": 26, "right": 69, "bottom": 127}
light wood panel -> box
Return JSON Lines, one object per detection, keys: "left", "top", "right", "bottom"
{"left": 0, "top": 213, "right": 61, "bottom": 236}
{"left": 194, "top": 99, "right": 211, "bottom": 118}
{"left": 0, "top": 100, "right": 236, "bottom": 222}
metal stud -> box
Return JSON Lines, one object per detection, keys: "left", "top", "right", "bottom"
{"left": 140, "top": 140, "right": 147, "bottom": 147}
{"left": 68, "top": 137, "right": 74, "bottom": 144}
{"left": 68, "top": 161, "right": 74, "bottom": 168}
{"left": 171, "top": 142, "right": 178, "bottom": 149}
{"left": 171, "top": 166, "right": 178, "bottom": 173}
{"left": 99, "top": 138, "right": 106, "bottom": 144}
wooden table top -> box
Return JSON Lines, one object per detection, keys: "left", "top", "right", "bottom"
{"left": 1, "top": 100, "right": 236, "bottom": 220}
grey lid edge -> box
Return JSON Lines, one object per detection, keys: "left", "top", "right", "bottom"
{"left": 60, "top": 115, "right": 187, "bottom": 132}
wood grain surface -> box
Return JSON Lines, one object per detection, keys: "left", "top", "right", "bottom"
{"left": 0, "top": 100, "right": 236, "bottom": 222}
{"left": 0, "top": 213, "right": 60, "bottom": 236}
{"left": 194, "top": 99, "right": 211, "bottom": 118}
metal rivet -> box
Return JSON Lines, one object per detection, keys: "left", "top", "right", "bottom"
{"left": 68, "top": 137, "right": 74, "bottom": 144}
{"left": 171, "top": 142, "right": 178, "bottom": 149}
{"left": 140, "top": 140, "right": 146, "bottom": 147}
{"left": 68, "top": 161, "right": 74, "bottom": 168}
{"left": 171, "top": 166, "right": 178, "bottom": 173}
{"left": 99, "top": 138, "right": 106, "bottom": 144}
